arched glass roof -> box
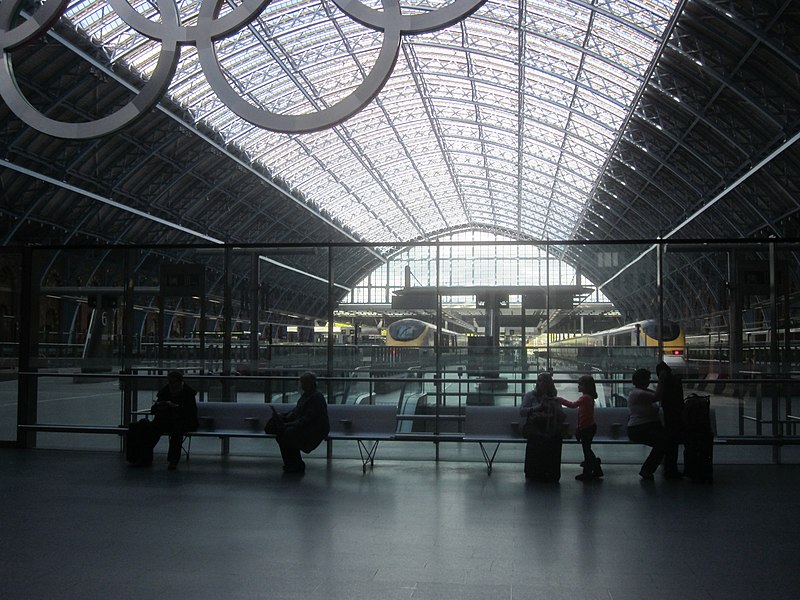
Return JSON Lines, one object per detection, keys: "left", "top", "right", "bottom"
{"left": 63, "top": 0, "right": 680, "bottom": 243}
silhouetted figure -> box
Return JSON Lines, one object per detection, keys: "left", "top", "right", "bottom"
{"left": 520, "top": 371, "right": 560, "bottom": 417}
{"left": 627, "top": 368, "right": 667, "bottom": 480}
{"left": 560, "top": 375, "right": 603, "bottom": 481}
{"left": 270, "top": 372, "right": 330, "bottom": 473}
{"left": 654, "top": 361, "right": 685, "bottom": 479}
{"left": 152, "top": 371, "right": 198, "bottom": 470}
{"left": 523, "top": 373, "right": 566, "bottom": 482}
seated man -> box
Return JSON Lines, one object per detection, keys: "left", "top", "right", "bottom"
{"left": 269, "top": 372, "right": 330, "bottom": 473}
{"left": 151, "top": 371, "right": 198, "bottom": 470}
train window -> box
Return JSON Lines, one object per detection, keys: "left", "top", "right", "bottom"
{"left": 388, "top": 320, "right": 425, "bottom": 341}
{"left": 642, "top": 320, "right": 681, "bottom": 342}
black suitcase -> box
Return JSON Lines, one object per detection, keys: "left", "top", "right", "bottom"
{"left": 524, "top": 433, "right": 562, "bottom": 482}
{"left": 683, "top": 394, "right": 713, "bottom": 483}
{"left": 126, "top": 419, "right": 155, "bottom": 466}
{"left": 684, "top": 430, "right": 713, "bottom": 483}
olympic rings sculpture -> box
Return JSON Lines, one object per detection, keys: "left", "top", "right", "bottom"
{"left": 0, "top": 0, "right": 486, "bottom": 139}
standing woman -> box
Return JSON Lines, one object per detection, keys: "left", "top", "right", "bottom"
{"left": 523, "top": 372, "right": 566, "bottom": 482}
{"left": 654, "top": 361, "right": 685, "bottom": 479}
{"left": 627, "top": 368, "right": 667, "bottom": 480}
{"left": 560, "top": 375, "right": 603, "bottom": 481}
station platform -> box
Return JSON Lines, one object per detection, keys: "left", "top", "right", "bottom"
{"left": 3, "top": 448, "right": 799, "bottom": 599}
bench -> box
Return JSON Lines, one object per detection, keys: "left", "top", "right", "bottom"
{"left": 461, "top": 406, "right": 523, "bottom": 473}
{"left": 182, "top": 402, "right": 397, "bottom": 472}
{"left": 134, "top": 401, "right": 272, "bottom": 463}
{"left": 193, "top": 401, "right": 273, "bottom": 438}
{"left": 325, "top": 404, "right": 397, "bottom": 472}
{"left": 27, "top": 402, "right": 736, "bottom": 473}
{"left": 461, "top": 406, "right": 714, "bottom": 473}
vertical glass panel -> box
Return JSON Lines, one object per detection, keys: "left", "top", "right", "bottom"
{"left": 664, "top": 241, "right": 800, "bottom": 441}
{"left": 0, "top": 251, "right": 20, "bottom": 443}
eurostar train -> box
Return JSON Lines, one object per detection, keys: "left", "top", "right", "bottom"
{"left": 548, "top": 319, "right": 689, "bottom": 374}
{"left": 385, "top": 318, "right": 458, "bottom": 348}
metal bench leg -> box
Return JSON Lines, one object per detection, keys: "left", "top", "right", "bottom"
{"left": 183, "top": 434, "right": 191, "bottom": 462}
{"left": 478, "top": 442, "right": 501, "bottom": 475}
{"left": 356, "top": 440, "right": 380, "bottom": 473}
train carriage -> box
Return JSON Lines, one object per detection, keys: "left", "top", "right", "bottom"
{"left": 549, "top": 319, "right": 689, "bottom": 375}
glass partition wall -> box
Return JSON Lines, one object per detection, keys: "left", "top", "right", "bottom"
{"left": 5, "top": 240, "right": 800, "bottom": 464}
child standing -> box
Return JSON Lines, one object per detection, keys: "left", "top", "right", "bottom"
{"left": 560, "top": 375, "right": 603, "bottom": 481}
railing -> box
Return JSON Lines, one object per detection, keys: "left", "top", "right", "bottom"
{"left": 7, "top": 368, "right": 800, "bottom": 461}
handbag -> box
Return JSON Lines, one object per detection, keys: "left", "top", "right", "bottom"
{"left": 523, "top": 400, "right": 566, "bottom": 439}
{"left": 522, "top": 409, "right": 552, "bottom": 439}
{"left": 264, "top": 411, "right": 285, "bottom": 435}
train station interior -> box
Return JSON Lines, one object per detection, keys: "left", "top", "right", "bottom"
{"left": 1, "top": 1, "right": 799, "bottom": 598}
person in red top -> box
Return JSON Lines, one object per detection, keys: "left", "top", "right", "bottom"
{"left": 560, "top": 375, "right": 603, "bottom": 481}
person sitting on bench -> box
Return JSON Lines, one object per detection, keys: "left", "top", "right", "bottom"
{"left": 152, "top": 371, "right": 198, "bottom": 471}
{"left": 268, "top": 372, "right": 330, "bottom": 474}
{"left": 626, "top": 368, "right": 667, "bottom": 480}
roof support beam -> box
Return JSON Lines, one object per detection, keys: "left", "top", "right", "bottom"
{"left": 597, "top": 126, "right": 800, "bottom": 291}
{"left": 0, "top": 158, "right": 351, "bottom": 292}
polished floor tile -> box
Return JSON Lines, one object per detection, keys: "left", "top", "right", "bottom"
{"left": 2, "top": 449, "right": 799, "bottom": 599}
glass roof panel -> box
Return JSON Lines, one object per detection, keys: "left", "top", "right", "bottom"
{"left": 63, "top": 0, "right": 680, "bottom": 244}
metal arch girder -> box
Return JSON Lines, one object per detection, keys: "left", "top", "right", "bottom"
{"left": 693, "top": 0, "right": 800, "bottom": 82}
{"left": 668, "top": 5, "right": 786, "bottom": 132}
{"left": 328, "top": 121, "right": 430, "bottom": 239}
{"left": 743, "top": 194, "right": 799, "bottom": 239}
{"left": 641, "top": 78, "right": 751, "bottom": 171}
{"left": 403, "top": 43, "right": 471, "bottom": 221}
{"left": 624, "top": 105, "right": 727, "bottom": 186}
{"left": 666, "top": 254, "right": 726, "bottom": 315}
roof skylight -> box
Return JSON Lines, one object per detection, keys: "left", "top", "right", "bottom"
{"left": 61, "top": 0, "right": 679, "bottom": 243}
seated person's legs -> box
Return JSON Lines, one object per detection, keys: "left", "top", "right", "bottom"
{"left": 628, "top": 422, "right": 667, "bottom": 477}
{"left": 276, "top": 427, "right": 305, "bottom": 472}
{"left": 153, "top": 415, "right": 184, "bottom": 469}
{"left": 167, "top": 433, "right": 183, "bottom": 466}
{"left": 642, "top": 443, "right": 666, "bottom": 476}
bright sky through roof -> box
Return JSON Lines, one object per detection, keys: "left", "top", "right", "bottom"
{"left": 64, "top": 0, "right": 680, "bottom": 244}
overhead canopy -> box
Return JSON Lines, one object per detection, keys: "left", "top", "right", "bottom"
{"left": 58, "top": 0, "right": 680, "bottom": 241}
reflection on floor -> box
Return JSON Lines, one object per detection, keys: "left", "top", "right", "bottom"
{"left": 2, "top": 448, "right": 800, "bottom": 599}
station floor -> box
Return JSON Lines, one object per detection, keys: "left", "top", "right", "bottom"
{"left": 2, "top": 448, "right": 800, "bottom": 600}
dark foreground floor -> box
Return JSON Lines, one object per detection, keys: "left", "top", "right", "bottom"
{"left": 2, "top": 449, "right": 799, "bottom": 600}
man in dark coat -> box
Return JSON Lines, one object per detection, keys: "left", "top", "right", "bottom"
{"left": 152, "top": 371, "right": 198, "bottom": 470}
{"left": 271, "top": 372, "right": 330, "bottom": 473}
{"left": 654, "top": 361, "right": 685, "bottom": 479}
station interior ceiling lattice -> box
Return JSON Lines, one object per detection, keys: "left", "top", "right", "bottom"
{"left": 1, "top": 0, "right": 799, "bottom": 327}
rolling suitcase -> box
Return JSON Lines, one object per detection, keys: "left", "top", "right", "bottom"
{"left": 126, "top": 419, "right": 155, "bottom": 466}
{"left": 683, "top": 394, "right": 713, "bottom": 483}
{"left": 524, "top": 433, "right": 562, "bottom": 482}
{"left": 684, "top": 430, "right": 713, "bottom": 483}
